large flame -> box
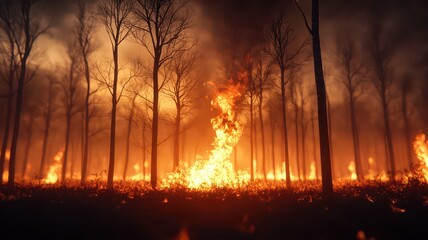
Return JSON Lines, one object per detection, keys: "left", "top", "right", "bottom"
{"left": 44, "top": 149, "right": 64, "bottom": 184}
{"left": 413, "top": 133, "right": 428, "bottom": 181}
{"left": 162, "top": 81, "right": 250, "bottom": 189}
{"left": 348, "top": 161, "right": 357, "bottom": 180}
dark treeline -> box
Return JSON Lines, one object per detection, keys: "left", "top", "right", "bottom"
{"left": 0, "top": 0, "right": 427, "bottom": 191}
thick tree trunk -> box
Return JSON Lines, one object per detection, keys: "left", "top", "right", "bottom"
{"left": 21, "top": 114, "right": 34, "bottom": 179}
{"left": 280, "top": 70, "right": 291, "bottom": 188}
{"left": 0, "top": 79, "right": 13, "bottom": 183}
{"left": 151, "top": 58, "right": 160, "bottom": 189}
{"left": 311, "top": 0, "right": 333, "bottom": 194}
{"left": 81, "top": 54, "right": 91, "bottom": 185}
{"left": 123, "top": 97, "right": 136, "bottom": 180}
{"left": 8, "top": 56, "right": 28, "bottom": 187}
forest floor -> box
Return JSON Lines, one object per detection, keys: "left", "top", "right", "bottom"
{"left": 1, "top": 180, "right": 428, "bottom": 240}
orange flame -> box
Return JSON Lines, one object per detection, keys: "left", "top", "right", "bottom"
{"left": 348, "top": 161, "right": 357, "bottom": 180}
{"left": 162, "top": 81, "right": 251, "bottom": 189}
{"left": 413, "top": 133, "right": 428, "bottom": 181}
{"left": 44, "top": 149, "right": 64, "bottom": 184}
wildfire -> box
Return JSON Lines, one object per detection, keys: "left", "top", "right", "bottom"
{"left": 162, "top": 81, "right": 251, "bottom": 189}
{"left": 413, "top": 133, "right": 428, "bottom": 181}
{"left": 308, "top": 161, "right": 316, "bottom": 180}
{"left": 44, "top": 149, "right": 64, "bottom": 184}
{"left": 130, "top": 163, "right": 145, "bottom": 181}
{"left": 348, "top": 161, "right": 357, "bottom": 180}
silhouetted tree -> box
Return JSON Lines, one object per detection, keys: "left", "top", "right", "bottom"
{"left": 60, "top": 43, "right": 81, "bottom": 183}
{"left": 369, "top": 18, "right": 396, "bottom": 179}
{"left": 164, "top": 51, "right": 198, "bottom": 170}
{"left": 133, "top": 0, "right": 191, "bottom": 189}
{"left": 255, "top": 53, "right": 272, "bottom": 180}
{"left": 76, "top": 0, "right": 97, "bottom": 185}
{"left": 39, "top": 78, "right": 57, "bottom": 178}
{"left": 296, "top": 0, "right": 333, "bottom": 194}
{"left": 0, "top": 0, "right": 18, "bottom": 183}
{"left": 7, "top": 0, "right": 47, "bottom": 186}
{"left": 264, "top": 12, "right": 308, "bottom": 188}
{"left": 336, "top": 40, "right": 367, "bottom": 180}
{"left": 97, "top": 0, "right": 133, "bottom": 189}
{"left": 123, "top": 93, "right": 137, "bottom": 180}
{"left": 289, "top": 73, "right": 301, "bottom": 180}
{"left": 21, "top": 106, "right": 36, "bottom": 179}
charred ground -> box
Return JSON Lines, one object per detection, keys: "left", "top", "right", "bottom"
{"left": 1, "top": 181, "right": 428, "bottom": 239}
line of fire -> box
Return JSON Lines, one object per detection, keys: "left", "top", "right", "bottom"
{"left": 1, "top": 0, "right": 428, "bottom": 239}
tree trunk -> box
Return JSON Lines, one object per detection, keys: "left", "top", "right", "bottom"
{"left": 62, "top": 113, "right": 71, "bottom": 183}
{"left": 294, "top": 105, "right": 301, "bottom": 180}
{"left": 123, "top": 97, "right": 136, "bottom": 180}
{"left": 250, "top": 95, "right": 254, "bottom": 181}
{"left": 381, "top": 93, "right": 396, "bottom": 179}
{"left": 107, "top": 45, "right": 119, "bottom": 189}
{"left": 258, "top": 81, "right": 266, "bottom": 180}
{"left": 311, "top": 0, "right": 333, "bottom": 194}
{"left": 280, "top": 70, "right": 291, "bottom": 188}
{"left": 39, "top": 81, "right": 54, "bottom": 179}
{"left": 311, "top": 109, "right": 319, "bottom": 180}
{"left": 0, "top": 78, "right": 13, "bottom": 184}
{"left": 269, "top": 113, "right": 276, "bottom": 179}
{"left": 349, "top": 95, "right": 363, "bottom": 180}
{"left": 142, "top": 118, "right": 146, "bottom": 181}
{"left": 8, "top": 55, "right": 28, "bottom": 187}
{"left": 151, "top": 58, "right": 160, "bottom": 189}
{"left": 173, "top": 105, "right": 181, "bottom": 170}
{"left": 301, "top": 99, "right": 306, "bottom": 180}
{"left": 21, "top": 114, "right": 34, "bottom": 179}
{"left": 81, "top": 53, "right": 91, "bottom": 185}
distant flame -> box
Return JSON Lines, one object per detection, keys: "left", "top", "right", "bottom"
{"left": 308, "top": 161, "right": 316, "bottom": 180}
{"left": 44, "top": 149, "right": 64, "bottom": 184}
{"left": 348, "top": 161, "right": 357, "bottom": 180}
{"left": 130, "top": 163, "right": 145, "bottom": 181}
{"left": 413, "top": 133, "right": 428, "bottom": 181}
{"left": 162, "top": 80, "right": 251, "bottom": 189}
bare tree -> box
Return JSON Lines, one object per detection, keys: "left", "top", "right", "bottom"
{"left": 267, "top": 94, "right": 281, "bottom": 179}
{"left": 243, "top": 53, "right": 257, "bottom": 180}
{"left": 336, "top": 40, "right": 367, "bottom": 180}
{"left": 298, "top": 80, "right": 311, "bottom": 180}
{"left": 133, "top": 0, "right": 191, "bottom": 189}
{"left": 123, "top": 93, "right": 137, "bottom": 180}
{"left": 295, "top": 0, "right": 333, "bottom": 194}
{"left": 21, "top": 105, "right": 36, "bottom": 179}
{"left": 38, "top": 78, "right": 57, "bottom": 178}
{"left": 6, "top": 0, "right": 47, "bottom": 186}
{"left": 0, "top": 0, "right": 18, "bottom": 183}
{"left": 289, "top": 73, "right": 301, "bottom": 180}
{"left": 97, "top": 0, "right": 133, "bottom": 189}
{"left": 76, "top": 0, "right": 97, "bottom": 185}
{"left": 255, "top": 53, "right": 272, "bottom": 181}
{"left": 369, "top": 18, "right": 396, "bottom": 179}
{"left": 264, "top": 12, "right": 308, "bottom": 188}
{"left": 164, "top": 51, "right": 198, "bottom": 170}
{"left": 59, "top": 43, "right": 81, "bottom": 183}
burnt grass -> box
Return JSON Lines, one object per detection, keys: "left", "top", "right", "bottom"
{"left": 1, "top": 180, "right": 428, "bottom": 240}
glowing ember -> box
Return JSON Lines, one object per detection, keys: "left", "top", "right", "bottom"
{"left": 162, "top": 81, "right": 251, "bottom": 189}
{"left": 413, "top": 133, "right": 428, "bottom": 181}
{"left": 348, "top": 161, "right": 357, "bottom": 180}
{"left": 44, "top": 149, "right": 64, "bottom": 184}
